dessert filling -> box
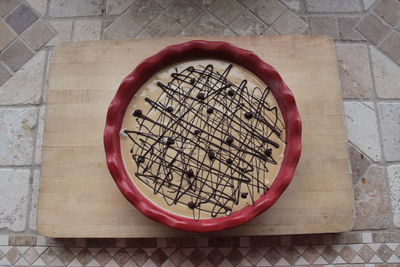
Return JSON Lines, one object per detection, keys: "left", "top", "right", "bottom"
{"left": 121, "top": 59, "right": 285, "bottom": 220}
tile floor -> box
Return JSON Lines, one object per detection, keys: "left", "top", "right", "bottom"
{"left": 0, "top": 0, "right": 399, "bottom": 266}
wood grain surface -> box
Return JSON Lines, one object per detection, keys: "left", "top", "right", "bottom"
{"left": 38, "top": 35, "right": 354, "bottom": 237}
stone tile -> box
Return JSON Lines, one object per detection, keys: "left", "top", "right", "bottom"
{"left": 206, "top": 248, "right": 224, "bottom": 265}
{"left": 150, "top": 248, "right": 168, "bottom": 266}
{"left": 126, "top": 238, "right": 156, "bottom": 247}
{"left": 26, "top": 0, "right": 47, "bottom": 16}
{"left": 57, "top": 247, "right": 75, "bottom": 265}
{"left": 363, "top": 0, "right": 377, "bottom": 10}
{"left": 353, "top": 165, "right": 390, "bottom": 229}
{"left": 167, "top": 0, "right": 203, "bottom": 26}
{"left": 29, "top": 169, "right": 40, "bottom": 230}
{"left": 250, "top": 0, "right": 286, "bottom": 24}
{"left": 0, "top": 51, "right": 46, "bottom": 105}
{"left": 379, "top": 103, "right": 400, "bottom": 161}
{"left": 0, "top": 168, "right": 30, "bottom": 231}
{"left": 146, "top": 13, "right": 183, "bottom": 37}
{"left": 245, "top": 247, "right": 262, "bottom": 265}
{"left": 177, "top": 28, "right": 194, "bottom": 36}
{"left": 5, "top": 247, "right": 22, "bottom": 264}
{"left": 0, "top": 63, "right": 11, "bottom": 86}
{"left": 0, "top": 40, "right": 34, "bottom": 72}
{"left": 349, "top": 143, "right": 372, "bottom": 178}
{"left": 0, "top": 107, "right": 38, "bottom": 165}
{"left": 87, "top": 238, "right": 116, "bottom": 247}
{"left": 94, "top": 249, "right": 112, "bottom": 265}
{"left": 332, "top": 232, "right": 363, "bottom": 244}
{"left": 226, "top": 248, "right": 243, "bottom": 266}
{"left": 23, "top": 247, "right": 40, "bottom": 264}
{"left": 281, "top": 0, "right": 302, "bottom": 11}
{"left": 250, "top": 236, "right": 280, "bottom": 247}
{"left": 73, "top": 19, "right": 102, "bottom": 41}
{"left": 49, "top": 0, "right": 103, "bottom": 17}
{"left": 47, "top": 20, "right": 73, "bottom": 46}
{"left": 356, "top": 13, "right": 391, "bottom": 44}
{"left": 375, "top": 0, "right": 400, "bottom": 25}
{"left": 219, "top": 28, "right": 236, "bottom": 36}
{"left": 170, "top": 249, "right": 186, "bottom": 265}
{"left": 310, "top": 16, "right": 338, "bottom": 39}
{"left": 103, "top": 17, "right": 115, "bottom": 28}
{"left": 362, "top": 232, "right": 373, "bottom": 243}
{"left": 264, "top": 27, "right": 279, "bottom": 35}
{"left": 263, "top": 248, "right": 281, "bottom": 265}
{"left": 291, "top": 235, "right": 313, "bottom": 245}
{"left": 35, "top": 106, "right": 46, "bottom": 164}
{"left": 9, "top": 235, "right": 37, "bottom": 245}
{"left": 135, "top": 30, "right": 151, "bottom": 39}
{"left": 0, "top": 0, "right": 21, "bottom": 17}
{"left": 104, "top": 0, "right": 161, "bottom": 40}
{"left": 0, "top": 22, "right": 16, "bottom": 51}
{"left": 76, "top": 248, "right": 92, "bottom": 266}
{"left": 132, "top": 248, "right": 149, "bottom": 265}
{"left": 237, "top": 0, "right": 257, "bottom": 7}
{"left": 339, "top": 246, "right": 357, "bottom": 263}
{"left": 166, "top": 238, "right": 198, "bottom": 247}
{"left": 370, "top": 46, "right": 400, "bottom": 98}
{"left": 282, "top": 247, "right": 301, "bottom": 265}
{"left": 379, "top": 31, "right": 400, "bottom": 64}
{"left": 5, "top": 4, "right": 38, "bottom": 34}
{"left": 45, "top": 237, "right": 76, "bottom": 246}
{"left": 209, "top": 0, "right": 244, "bottom": 24}
{"left": 359, "top": 245, "right": 376, "bottom": 262}
{"left": 306, "top": 0, "right": 361, "bottom": 12}
{"left": 153, "top": 0, "right": 175, "bottom": 8}
{"left": 336, "top": 44, "right": 373, "bottom": 99}
{"left": 113, "top": 249, "right": 130, "bottom": 265}
{"left": 186, "top": 12, "right": 224, "bottom": 36}
{"left": 230, "top": 10, "right": 267, "bottom": 35}
{"left": 374, "top": 232, "right": 400, "bottom": 243}
{"left": 389, "top": 165, "right": 400, "bottom": 227}
{"left": 280, "top": 235, "right": 292, "bottom": 246}
{"left": 376, "top": 244, "right": 394, "bottom": 262}
{"left": 272, "top": 9, "right": 308, "bottom": 34}
{"left": 303, "top": 247, "right": 319, "bottom": 263}
{"left": 338, "top": 16, "right": 365, "bottom": 41}
{"left": 321, "top": 246, "right": 338, "bottom": 263}
{"left": 106, "top": 0, "right": 135, "bottom": 15}
{"left": 21, "top": 20, "right": 55, "bottom": 50}
{"left": 209, "top": 237, "right": 239, "bottom": 247}
{"left": 41, "top": 247, "right": 58, "bottom": 265}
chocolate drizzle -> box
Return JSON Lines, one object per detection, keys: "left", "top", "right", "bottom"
{"left": 124, "top": 63, "right": 284, "bottom": 220}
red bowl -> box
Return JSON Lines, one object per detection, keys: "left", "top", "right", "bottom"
{"left": 104, "top": 40, "right": 302, "bottom": 232}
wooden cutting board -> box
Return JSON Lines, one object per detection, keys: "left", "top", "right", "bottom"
{"left": 38, "top": 35, "right": 354, "bottom": 237}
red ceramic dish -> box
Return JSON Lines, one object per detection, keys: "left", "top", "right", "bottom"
{"left": 104, "top": 40, "right": 302, "bottom": 232}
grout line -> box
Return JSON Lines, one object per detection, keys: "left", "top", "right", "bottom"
{"left": 0, "top": 104, "right": 42, "bottom": 108}
{"left": 46, "top": 0, "right": 51, "bottom": 17}
{"left": 131, "top": 1, "right": 173, "bottom": 39}
{"left": 360, "top": 0, "right": 366, "bottom": 11}
{"left": 2, "top": 1, "right": 25, "bottom": 21}
{"left": 0, "top": 60, "right": 14, "bottom": 77}
{"left": 348, "top": 140, "right": 377, "bottom": 164}
{"left": 18, "top": 35, "right": 37, "bottom": 55}
{"left": 366, "top": 43, "right": 396, "bottom": 231}
{"left": 0, "top": 166, "right": 33, "bottom": 170}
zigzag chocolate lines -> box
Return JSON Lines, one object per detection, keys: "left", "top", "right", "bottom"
{"left": 124, "top": 64, "right": 284, "bottom": 220}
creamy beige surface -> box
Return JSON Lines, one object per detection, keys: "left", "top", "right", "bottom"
{"left": 121, "top": 59, "right": 285, "bottom": 219}
{"left": 39, "top": 35, "right": 354, "bottom": 237}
